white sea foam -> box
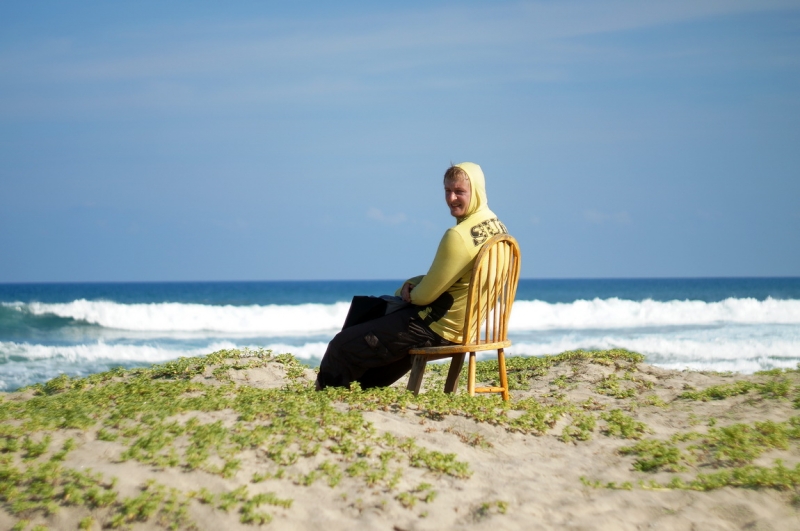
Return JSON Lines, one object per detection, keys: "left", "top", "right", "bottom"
{"left": 12, "top": 300, "right": 351, "bottom": 335}
{"left": 5, "top": 334, "right": 796, "bottom": 373}
{"left": 507, "top": 336, "right": 798, "bottom": 360}
{"left": 7, "top": 297, "right": 800, "bottom": 334}
{"left": 508, "top": 297, "right": 800, "bottom": 330}
{"left": 503, "top": 335, "right": 800, "bottom": 374}
{"left": 254, "top": 335, "right": 800, "bottom": 374}
{"left": 0, "top": 340, "right": 321, "bottom": 391}
{"left": 4, "top": 296, "right": 800, "bottom": 378}
{"left": 0, "top": 340, "right": 239, "bottom": 363}
{"left": 257, "top": 342, "right": 328, "bottom": 360}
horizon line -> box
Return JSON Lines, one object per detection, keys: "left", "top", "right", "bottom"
{"left": 2, "top": 275, "right": 799, "bottom": 286}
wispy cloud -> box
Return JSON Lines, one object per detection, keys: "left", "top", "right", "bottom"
{"left": 367, "top": 207, "right": 406, "bottom": 225}
{"left": 1, "top": 0, "right": 795, "bottom": 118}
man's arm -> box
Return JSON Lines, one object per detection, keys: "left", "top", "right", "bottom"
{"left": 408, "top": 229, "right": 472, "bottom": 306}
{"left": 395, "top": 275, "right": 425, "bottom": 302}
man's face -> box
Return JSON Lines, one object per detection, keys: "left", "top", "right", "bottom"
{"left": 444, "top": 178, "right": 471, "bottom": 218}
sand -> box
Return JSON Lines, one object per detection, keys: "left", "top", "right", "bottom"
{"left": 1, "top": 350, "right": 799, "bottom": 530}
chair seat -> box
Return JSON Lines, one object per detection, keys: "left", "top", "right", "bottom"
{"left": 408, "top": 340, "right": 512, "bottom": 356}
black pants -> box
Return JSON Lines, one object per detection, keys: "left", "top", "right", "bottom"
{"left": 316, "top": 306, "right": 452, "bottom": 390}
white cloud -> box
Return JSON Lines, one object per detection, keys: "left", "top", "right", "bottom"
{"left": 367, "top": 207, "right": 406, "bottom": 225}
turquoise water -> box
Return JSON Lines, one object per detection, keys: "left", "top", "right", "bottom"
{"left": 2, "top": 278, "right": 799, "bottom": 391}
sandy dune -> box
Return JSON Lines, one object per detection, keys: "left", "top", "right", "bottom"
{"left": 1, "top": 349, "right": 799, "bottom": 530}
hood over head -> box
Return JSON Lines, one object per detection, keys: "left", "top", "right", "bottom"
{"left": 454, "top": 162, "right": 488, "bottom": 221}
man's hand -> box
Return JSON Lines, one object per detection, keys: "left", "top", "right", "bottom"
{"left": 401, "top": 282, "right": 414, "bottom": 303}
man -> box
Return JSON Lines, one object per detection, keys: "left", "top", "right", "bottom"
{"left": 315, "top": 162, "right": 508, "bottom": 390}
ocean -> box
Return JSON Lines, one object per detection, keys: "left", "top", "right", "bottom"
{"left": 1, "top": 278, "right": 799, "bottom": 392}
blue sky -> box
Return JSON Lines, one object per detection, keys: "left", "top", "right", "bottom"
{"left": 1, "top": 1, "right": 798, "bottom": 282}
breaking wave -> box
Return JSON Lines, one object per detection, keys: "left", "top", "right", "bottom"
{"left": 508, "top": 297, "right": 800, "bottom": 330}
{"left": 4, "top": 296, "right": 799, "bottom": 335}
{"left": 0, "top": 340, "right": 239, "bottom": 364}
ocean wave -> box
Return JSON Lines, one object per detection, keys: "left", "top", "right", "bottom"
{"left": 0, "top": 340, "right": 319, "bottom": 392}
{"left": 253, "top": 341, "right": 328, "bottom": 360}
{"left": 0, "top": 340, "right": 239, "bottom": 363}
{"left": 5, "top": 334, "right": 796, "bottom": 370}
{"left": 508, "top": 297, "right": 800, "bottom": 330}
{"left": 2, "top": 330, "right": 798, "bottom": 388}
{"left": 506, "top": 335, "right": 799, "bottom": 360}
{"left": 6, "top": 300, "right": 351, "bottom": 335}
{"left": 257, "top": 335, "right": 800, "bottom": 374}
{"left": 4, "top": 297, "right": 800, "bottom": 334}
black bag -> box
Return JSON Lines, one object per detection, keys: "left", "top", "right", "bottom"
{"left": 341, "top": 295, "right": 410, "bottom": 330}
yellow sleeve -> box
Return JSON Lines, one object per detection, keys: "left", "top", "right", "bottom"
{"left": 394, "top": 275, "right": 425, "bottom": 297}
{"left": 409, "top": 229, "right": 472, "bottom": 306}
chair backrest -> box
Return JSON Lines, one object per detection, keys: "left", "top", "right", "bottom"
{"left": 460, "top": 234, "right": 521, "bottom": 346}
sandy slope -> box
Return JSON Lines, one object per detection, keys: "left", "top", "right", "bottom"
{"left": 1, "top": 351, "right": 799, "bottom": 530}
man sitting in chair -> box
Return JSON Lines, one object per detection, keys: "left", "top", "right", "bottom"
{"left": 315, "top": 162, "right": 508, "bottom": 390}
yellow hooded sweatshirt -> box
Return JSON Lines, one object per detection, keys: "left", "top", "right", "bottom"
{"left": 395, "top": 162, "right": 508, "bottom": 343}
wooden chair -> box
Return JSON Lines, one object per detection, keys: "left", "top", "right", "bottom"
{"left": 406, "top": 234, "right": 521, "bottom": 401}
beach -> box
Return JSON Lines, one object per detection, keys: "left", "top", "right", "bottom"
{"left": 2, "top": 348, "right": 799, "bottom": 530}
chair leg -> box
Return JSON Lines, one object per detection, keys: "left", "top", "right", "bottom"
{"left": 444, "top": 353, "right": 466, "bottom": 393}
{"left": 467, "top": 352, "right": 476, "bottom": 397}
{"left": 406, "top": 356, "right": 428, "bottom": 394}
{"left": 497, "top": 348, "right": 510, "bottom": 401}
